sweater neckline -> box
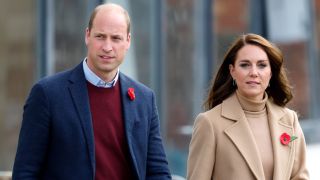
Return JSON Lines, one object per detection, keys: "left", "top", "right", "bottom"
{"left": 236, "top": 91, "right": 268, "bottom": 112}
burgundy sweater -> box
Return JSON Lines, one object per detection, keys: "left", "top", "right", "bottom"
{"left": 87, "top": 81, "right": 135, "bottom": 180}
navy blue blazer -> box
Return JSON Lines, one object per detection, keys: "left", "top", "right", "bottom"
{"left": 13, "top": 62, "right": 171, "bottom": 180}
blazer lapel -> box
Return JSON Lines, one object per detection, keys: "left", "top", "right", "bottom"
{"left": 223, "top": 94, "right": 265, "bottom": 179}
{"left": 119, "top": 73, "right": 139, "bottom": 177}
{"left": 119, "top": 73, "right": 137, "bottom": 136}
{"left": 267, "top": 101, "right": 295, "bottom": 180}
{"left": 67, "top": 63, "right": 95, "bottom": 176}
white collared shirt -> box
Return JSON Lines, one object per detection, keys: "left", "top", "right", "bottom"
{"left": 82, "top": 58, "right": 119, "bottom": 88}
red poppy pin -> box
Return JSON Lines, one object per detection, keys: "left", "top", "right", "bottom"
{"left": 127, "top": 88, "right": 135, "bottom": 101}
{"left": 280, "top": 132, "right": 297, "bottom": 145}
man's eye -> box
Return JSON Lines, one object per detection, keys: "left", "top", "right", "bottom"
{"left": 113, "top": 37, "right": 122, "bottom": 41}
{"left": 95, "top": 35, "right": 103, "bottom": 39}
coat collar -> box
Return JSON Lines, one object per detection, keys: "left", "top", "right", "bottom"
{"left": 266, "top": 100, "right": 295, "bottom": 180}
{"left": 222, "top": 93, "right": 293, "bottom": 180}
{"left": 222, "top": 93, "right": 265, "bottom": 179}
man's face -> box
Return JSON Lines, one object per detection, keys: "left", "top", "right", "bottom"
{"left": 85, "top": 7, "right": 130, "bottom": 81}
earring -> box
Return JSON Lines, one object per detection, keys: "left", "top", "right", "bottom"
{"left": 233, "top": 79, "right": 236, "bottom": 87}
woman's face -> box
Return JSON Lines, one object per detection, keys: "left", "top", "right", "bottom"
{"left": 229, "top": 44, "right": 272, "bottom": 101}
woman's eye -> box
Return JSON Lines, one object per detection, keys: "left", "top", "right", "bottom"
{"left": 239, "top": 63, "right": 249, "bottom": 67}
{"left": 258, "top": 63, "right": 267, "bottom": 68}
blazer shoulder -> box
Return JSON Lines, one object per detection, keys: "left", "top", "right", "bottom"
{"left": 119, "top": 72, "right": 154, "bottom": 94}
{"left": 38, "top": 70, "right": 71, "bottom": 85}
{"left": 37, "top": 63, "right": 83, "bottom": 87}
{"left": 30, "top": 64, "right": 84, "bottom": 100}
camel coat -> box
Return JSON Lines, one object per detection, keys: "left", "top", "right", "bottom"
{"left": 187, "top": 93, "right": 309, "bottom": 180}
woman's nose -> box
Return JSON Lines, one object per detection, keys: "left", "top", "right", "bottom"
{"left": 249, "top": 66, "right": 258, "bottom": 77}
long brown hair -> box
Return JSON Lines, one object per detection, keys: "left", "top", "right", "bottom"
{"left": 204, "top": 33, "right": 293, "bottom": 110}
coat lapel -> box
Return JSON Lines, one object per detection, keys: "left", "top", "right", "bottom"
{"left": 223, "top": 94, "right": 265, "bottom": 179}
{"left": 267, "top": 101, "right": 295, "bottom": 180}
{"left": 67, "top": 63, "right": 95, "bottom": 176}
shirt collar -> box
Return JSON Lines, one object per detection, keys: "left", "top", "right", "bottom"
{"left": 82, "top": 58, "right": 119, "bottom": 88}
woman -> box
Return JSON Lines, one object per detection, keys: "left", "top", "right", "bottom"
{"left": 187, "top": 33, "right": 309, "bottom": 180}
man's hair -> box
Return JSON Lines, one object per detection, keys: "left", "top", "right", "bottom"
{"left": 88, "top": 3, "right": 131, "bottom": 34}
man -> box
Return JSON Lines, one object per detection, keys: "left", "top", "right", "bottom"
{"left": 13, "top": 3, "right": 171, "bottom": 180}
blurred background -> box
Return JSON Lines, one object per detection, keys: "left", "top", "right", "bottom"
{"left": 0, "top": 0, "right": 320, "bottom": 179}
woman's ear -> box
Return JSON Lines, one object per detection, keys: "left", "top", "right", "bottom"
{"left": 229, "top": 64, "right": 235, "bottom": 79}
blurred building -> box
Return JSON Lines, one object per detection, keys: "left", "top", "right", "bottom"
{"left": 1, "top": 0, "right": 320, "bottom": 177}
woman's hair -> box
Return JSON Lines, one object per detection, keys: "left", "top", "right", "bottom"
{"left": 204, "top": 33, "right": 293, "bottom": 110}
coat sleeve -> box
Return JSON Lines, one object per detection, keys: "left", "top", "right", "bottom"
{"left": 290, "top": 111, "right": 310, "bottom": 180}
{"left": 187, "top": 113, "right": 216, "bottom": 180}
{"left": 13, "top": 83, "right": 51, "bottom": 180}
{"left": 145, "top": 92, "right": 172, "bottom": 180}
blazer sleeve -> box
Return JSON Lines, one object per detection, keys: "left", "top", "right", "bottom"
{"left": 13, "top": 83, "right": 50, "bottom": 179}
{"left": 146, "top": 92, "right": 172, "bottom": 180}
{"left": 290, "top": 111, "right": 310, "bottom": 180}
{"left": 187, "top": 113, "right": 216, "bottom": 180}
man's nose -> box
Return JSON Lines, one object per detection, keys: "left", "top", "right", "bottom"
{"left": 102, "top": 40, "right": 112, "bottom": 52}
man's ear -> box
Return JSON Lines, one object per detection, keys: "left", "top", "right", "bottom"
{"left": 85, "top": 28, "right": 90, "bottom": 45}
{"left": 126, "top": 33, "right": 131, "bottom": 49}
